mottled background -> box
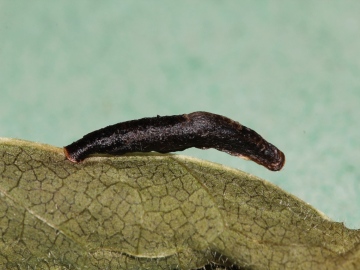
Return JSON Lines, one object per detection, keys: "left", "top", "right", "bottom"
{"left": 1, "top": 1, "right": 359, "bottom": 228}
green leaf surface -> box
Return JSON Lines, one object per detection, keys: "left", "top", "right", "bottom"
{"left": 0, "top": 138, "right": 359, "bottom": 270}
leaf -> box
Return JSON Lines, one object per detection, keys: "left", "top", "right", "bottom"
{"left": 0, "top": 138, "right": 359, "bottom": 270}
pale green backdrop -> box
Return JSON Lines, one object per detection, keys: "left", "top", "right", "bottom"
{"left": 1, "top": 1, "right": 359, "bottom": 229}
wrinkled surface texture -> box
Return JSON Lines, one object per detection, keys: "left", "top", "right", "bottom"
{"left": 0, "top": 138, "right": 359, "bottom": 270}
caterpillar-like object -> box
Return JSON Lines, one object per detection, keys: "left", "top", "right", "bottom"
{"left": 64, "top": 111, "right": 285, "bottom": 171}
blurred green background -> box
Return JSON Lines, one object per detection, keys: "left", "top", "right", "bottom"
{"left": 1, "top": 1, "right": 359, "bottom": 229}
